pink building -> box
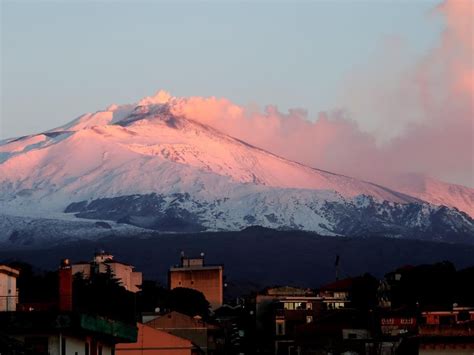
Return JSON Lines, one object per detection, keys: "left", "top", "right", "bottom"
{"left": 0, "top": 265, "right": 20, "bottom": 312}
{"left": 169, "top": 255, "right": 223, "bottom": 310}
{"left": 116, "top": 323, "right": 199, "bottom": 355}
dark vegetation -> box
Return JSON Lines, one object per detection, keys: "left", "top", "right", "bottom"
{"left": 2, "top": 229, "right": 474, "bottom": 295}
{"left": 7, "top": 262, "right": 211, "bottom": 323}
{"left": 4, "top": 259, "right": 474, "bottom": 326}
{"left": 388, "top": 262, "right": 474, "bottom": 309}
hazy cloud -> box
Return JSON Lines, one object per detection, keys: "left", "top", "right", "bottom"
{"left": 140, "top": 0, "right": 473, "bottom": 187}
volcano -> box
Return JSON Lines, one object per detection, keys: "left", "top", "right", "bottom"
{"left": 1, "top": 92, "right": 472, "bottom": 246}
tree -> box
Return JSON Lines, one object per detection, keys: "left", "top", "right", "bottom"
{"left": 351, "top": 273, "right": 379, "bottom": 310}
{"left": 7, "top": 261, "right": 57, "bottom": 305}
{"left": 168, "top": 287, "right": 211, "bottom": 319}
{"left": 73, "top": 269, "right": 136, "bottom": 323}
{"left": 389, "top": 261, "right": 457, "bottom": 308}
{"left": 136, "top": 280, "right": 170, "bottom": 314}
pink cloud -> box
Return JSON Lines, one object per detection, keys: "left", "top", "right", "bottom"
{"left": 147, "top": 0, "right": 472, "bottom": 188}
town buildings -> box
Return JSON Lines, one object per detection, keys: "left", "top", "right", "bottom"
{"left": 0, "top": 256, "right": 472, "bottom": 355}
{"left": 169, "top": 254, "right": 223, "bottom": 310}
{"left": 418, "top": 306, "right": 474, "bottom": 354}
{"left": 145, "top": 311, "right": 221, "bottom": 355}
{"left": 254, "top": 286, "right": 323, "bottom": 353}
{"left": 0, "top": 311, "right": 137, "bottom": 355}
{"left": 0, "top": 260, "right": 138, "bottom": 355}
{"left": 72, "top": 251, "right": 143, "bottom": 293}
{"left": 0, "top": 265, "right": 20, "bottom": 312}
{"left": 317, "top": 277, "right": 354, "bottom": 310}
{"left": 116, "top": 322, "right": 200, "bottom": 355}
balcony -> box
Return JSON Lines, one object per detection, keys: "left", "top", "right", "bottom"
{"left": 419, "top": 322, "right": 474, "bottom": 337}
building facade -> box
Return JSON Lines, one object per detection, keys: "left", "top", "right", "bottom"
{"left": 145, "top": 311, "right": 220, "bottom": 355}
{"left": 317, "top": 278, "right": 354, "bottom": 310}
{"left": 0, "top": 311, "right": 137, "bottom": 355}
{"left": 0, "top": 265, "right": 20, "bottom": 312}
{"left": 116, "top": 322, "right": 199, "bottom": 355}
{"left": 169, "top": 255, "right": 223, "bottom": 310}
{"left": 72, "top": 252, "right": 142, "bottom": 293}
{"left": 418, "top": 306, "right": 474, "bottom": 354}
{"left": 0, "top": 259, "right": 138, "bottom": 355}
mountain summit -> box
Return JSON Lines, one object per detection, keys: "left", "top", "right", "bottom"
{"left": 1, "top": 92, "right": 472, "bottom": 245}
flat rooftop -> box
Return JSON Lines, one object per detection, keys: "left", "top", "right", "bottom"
{"left": 170, "top": 265, "right": 223, "bottom": 272}
{"left": 0, "top": 265, "right": 20, "bottom": 277}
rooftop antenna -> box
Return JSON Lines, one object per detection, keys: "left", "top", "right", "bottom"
{"left": 335, "top": 254, "right": 340, "bottom": 281}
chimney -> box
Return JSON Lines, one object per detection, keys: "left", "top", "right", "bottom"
{"left": 58, "top": 259, "right": 73, "bottom": 311}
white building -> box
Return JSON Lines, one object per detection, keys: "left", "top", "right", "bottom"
{"left": 0, "top": 260, "right": 138, "bottom": 354}
{"left": 0, "top": 265, "right": 20, "bottom": 311}
{"left": 0, "top": 312, "right": 137, "bottom": 355}
{"left": 72, "top": 252, "right": 143, "bottom": 293}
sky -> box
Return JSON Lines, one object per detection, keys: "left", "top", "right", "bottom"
{"left": 1, "top": 0, "right": 472, "bottom": 187}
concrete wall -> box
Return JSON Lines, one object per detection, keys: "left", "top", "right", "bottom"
{"left": 145, "top": 312, "right": 211, "bottom": 354}
{"left": 72, "top": 264, "right": 92, "bottom": 279}
{"left": 0, "top": 272, "right": 18, "bottom": 311}
{"left": 72, "top": 262, "right": 142, "bottom": 293}
{"left": 98, "top": 263, "right": 141, "bottom": 293}
{"left": 116, "top": 323, "right": 192, "bottom": 355}
{"left": 51, "top": 335, "right": 85, "bottom": 355}
{"left": 131, "top": 272, "right": 143, "bottom": 293}
{"left": 170, "top": 268, "right": 223, "bottom": 309}
{"left": 13, "top": 334, "right": 114, "bottom": 355}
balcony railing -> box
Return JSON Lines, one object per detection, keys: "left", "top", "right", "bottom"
{"left": 419, "top": 323, "right": 474, "bottom": 337}
{"left": 0, "top": 295, "right": 19, "bottom": 311}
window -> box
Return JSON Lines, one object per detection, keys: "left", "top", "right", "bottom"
{"left": 306, "top": 315, "right": 313, "bottom": 323}
{"left": 334, "top": 292, "right": 347, "bottom": 299}
{"left": 98, "top": 345, "right": 103, "bottom": 355}
{"left": 283, "top": 302, "right": 308, "bottom": 310}
{"left": 276, "top": 320, "right": 285, "bottom": 335}
{"left": 306, "top": 302, "right": 312, "bottom": 310}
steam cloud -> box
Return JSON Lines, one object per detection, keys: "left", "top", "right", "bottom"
{"left": 143, "top": 0, "right": 473, "bottom": 188}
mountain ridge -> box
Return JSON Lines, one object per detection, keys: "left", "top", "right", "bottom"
{"left": 1, "top": 93, "right": 472, "bottom": 244}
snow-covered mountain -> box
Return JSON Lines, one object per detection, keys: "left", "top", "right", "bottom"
{"left": 388, "top": 174, "right": 474, "bottom": 219}
{"left": 1, "top": 94, "right": 472, "bottom": 245}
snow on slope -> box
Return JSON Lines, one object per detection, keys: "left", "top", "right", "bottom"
{"left": 0, "top": 93, "right": 472, "bottom": 245}
{"left": 0, "top": 101, "right": 418, "bottom": 218}
{"left": 0, "top": 213, "right": 149, "bottom": 248}
{"left": 389, "top": 174, "right": 474, "bottom": 218}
